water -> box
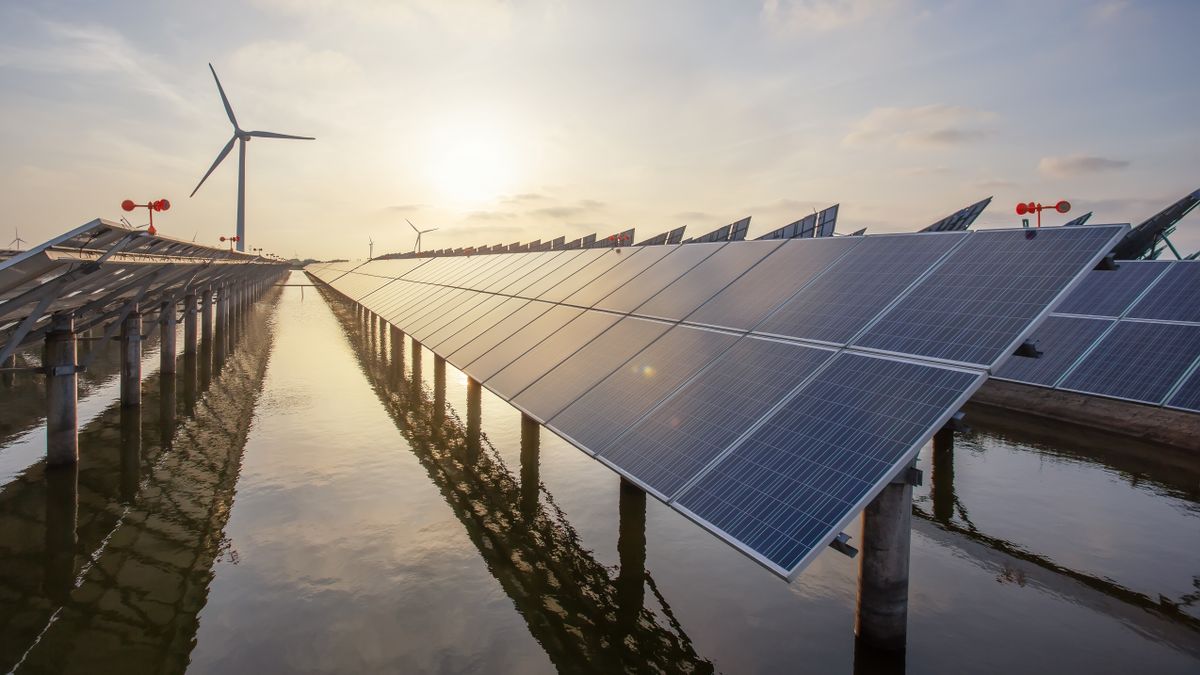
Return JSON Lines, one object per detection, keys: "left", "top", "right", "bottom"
{"left": 0, "top": 270, "right": 1197, "bottom": 673}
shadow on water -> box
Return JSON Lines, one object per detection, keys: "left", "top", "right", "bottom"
{"left": 0, "top": 286, "right": 282, "bottom": 673}
{"left": 319, "top": 286, "right": 715, "bottom": 674}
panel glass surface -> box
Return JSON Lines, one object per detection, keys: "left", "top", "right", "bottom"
{"left": 424, "top": 295, "right": 518, "bottom": 349}
{"left": 377, "top": 281, "right": 439, "bottom": 322}
{"left": 562, "top": 247, "right": 674, "bottom": 308}
{"left": 446, "top": 253, "right": 519, "bottom": 290}
{"left": 383, "top": 284, "right": 452, "bottom": 325}
{"left": 1058, "top": 320, "right": 1200, "bottom": 404}
{"left": 855, "top": 225, "right": 1126, "bottom": 368}
{"left": 402, "top": 257, "right": 456, "bottom": 284}
{"left": 486, "top": 310, "right": 622, "bottom": 399}
{"left": 435, "top": 297, "right": 532, "bottom": 356}
{"left": 513, "top": 317, "right": 672, "bottom": 421}
{"left": 676, "top": 353, "right": 981, "bottom": 575}
{"left": 549, "top": 326, "right": 739, "bottom": 453}
{"left": 636, "top": 241, "right": 784, "bottom": 321}
{"left": 756, "top": 232, "right": 965, "bottom": 344}
{"left": 1126, "top": 262, "right": 1200, "bottom": 323}
{"left": 687, "top": 236, "right": 862, "bottom": 331}
{"left": 593, "top": 243, "right": 722, "bottom": 314}
{"left": 462, "top": 304, "right": 583, "bottom": 383}
{"left": 402, "top": 288, "right": 485, "bottom": 336}
{"left": 1054, "top": 261, "right": 1170, "bottom": 317}
{"left": 479, "top": 252, "right": 560, "bottom": 293}
{"left": 443, "top": 299, "right": 551, "bottom": 370}
{"left": 536, "top": 250, "right": 628, "bottom": 303}
{"left": 517, "top": 250, "right": 601, "bottom": 299}
{"left": 496, "top": 251, "right": 578, "bottom": 296}
{"left": 1165, "top": 367, "right": 1200, "bottom": 413}
{"left": 991, "top": 315, "right": 1114, "bottom": 386}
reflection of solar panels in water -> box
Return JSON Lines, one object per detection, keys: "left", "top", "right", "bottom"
{"left": 918, "top": 197, "right": 992, "bottom": 233}
{"left": 1057, "top": 321, "right": 1200, "bottom": 405}
{"left": 815, "top": 204, "right": 838, "bottom": 237}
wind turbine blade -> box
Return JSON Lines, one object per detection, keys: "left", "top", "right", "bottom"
{"left": 246, "top": 130, "right": 315, "bottom": 140}
{"left": 406, "top": 219, "right": 420, "bottom": 234}
{"left": 423, "top": 228, "right": 438, "bottom": 234}
{"left": 190, "top": 135, "right": 237, "bottom": 197}
{"left": 209, "top": 63, "right": 239, "bottom": 130}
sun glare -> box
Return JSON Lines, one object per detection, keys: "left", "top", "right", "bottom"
{"left": 427, "top": 122, "right": 517, "bottom": 205}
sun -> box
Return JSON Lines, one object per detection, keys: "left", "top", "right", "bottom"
{"left": 427, "top": 122, "right": 518, "bottom": 205}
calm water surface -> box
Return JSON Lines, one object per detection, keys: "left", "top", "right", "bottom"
{"left": 0, "top": 270, "right": 1197, "bottom": 673}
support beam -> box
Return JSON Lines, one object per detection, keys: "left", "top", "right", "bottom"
{"left": 466, "top": 377, "right": 481, "bottom": 461}
{"left": 434, "top": 355, "right": 446, "bottom": 427}
{"left": 389, "top": 325, "right": 405, "bottom": 382}
{"left": 520, "top": 414, "right": 540, "bottom": 518}
{"left": 855, "top": 468, "right": 914, "bottom": 653}
{"left": 214, "top": 286, "right": 227, "bottom": 366}
{"left": 120, "top": 305, "right": 142, "bottom": 408}
{"left": 410, "top": 339, "right": 423, "bottom": 397}
{"left": 183, "top": 292, "right": 198, "bottom": 355}
{"left": 45, "top": 313, "right": 78, "bottom": 466}
{"left": 932, "top": 428, "right": 955, "bottom": 523}
{"left": 160, "top": 297, "right": 177, "bottom": 375}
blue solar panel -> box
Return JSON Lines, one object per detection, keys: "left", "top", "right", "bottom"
{"left": 1053, "top": 261, "right": 1171, "bottom": 318}
{"left": 1165, "top": 367, "right": 1200, "bottom": 413}
{"left": 1058, "top": 321, "right": 1200, "bottom": 405}
{"left": 487, "top": 310, "right": 621, "bottom": 398}
{"left": 918, "top": 197, "right": 991, "bottom": 233}
{"left": 755, "top": 232, "right": 965, "bottom": 345}
{"left": 562, "top": 246, "right": 674, "bottom": 308}
{"left": 453, "top": 303, "right": 578, "bottom": 379}
{"left": 991, "top": 315, "right": 1114, "bottom": 387}
{"left": 549, "top": 326, "right": 739, "bottom": 454}
{"left": 636, "top": 241, "right": 783, "bottom": 321}
{"left": 855, "top": 225, "right": 1127, "bottom": 368}
{"left": 593, "top": 243, "right": 721, "bottom": 314}
{"left": 675, "top": 352, "right": 982, "bottom": 576}
{"left": 597, "top": 337, "right": 835, "bottom": 500}
{"left": 1125, "top": 262, "right": 1200, "bottom": 323}
{"left": 815, "top": 204, "right": 838, "bottom": 238}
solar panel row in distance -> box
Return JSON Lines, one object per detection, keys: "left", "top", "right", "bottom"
{"left": 855, "top": 226, "right": 1128, "bottom": 369}
{"left": 1057, "top": 321, "right": 1200, "bottom": 405}
{"left": 675, "top": 352, "right": 983, "bottom": 577}
{"left": 991, "top": 315, "right": 1114, "bottom": 387}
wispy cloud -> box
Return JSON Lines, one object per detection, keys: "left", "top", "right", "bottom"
{"left": 844, "top": 105, "right": 995, "bottom": 148}
{"left": 761, "top": 0, "right": 898, "bottom": 33}
{"left": 1038, "top": 155, "right": 1131, "bottom": 177}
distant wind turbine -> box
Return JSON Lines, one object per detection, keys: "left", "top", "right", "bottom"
{"left": 9, "top": 229, "right": 27, "bottom": 251}
{"left": 190, "top": 63, "right": 314, "bottom": 252}
{"left": 407, "top": 219, "right": 437, "bottom": 253}
{"left": 369, "top": 236, "right": 374, "bottom": 260}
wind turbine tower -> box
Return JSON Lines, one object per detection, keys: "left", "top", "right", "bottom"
{"left": 407, "top": 219, "right": 438, "bottom": 253}
{"left": 191, "top": 63, "right": 314, "bottom": 252}
{"left": 369, "top": 236, "right": 374, "bottom": 260}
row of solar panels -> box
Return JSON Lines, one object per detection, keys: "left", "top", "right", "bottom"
{"left": 994, "top": 260, "right": 1200, "bottom": 413}
{"left": 308, "top": 225, "right": 1124, "bottom": 579}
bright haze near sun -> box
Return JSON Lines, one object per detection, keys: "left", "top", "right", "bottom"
{"left": 0, "top": 1, "right": 1197, "bottom": 259}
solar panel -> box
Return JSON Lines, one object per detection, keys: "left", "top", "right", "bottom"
{"left": 755, "top": 232, "right": 965, "bottom": 345}
{"left": 1165, "top": 366, "right": 1200, "bottom": 413}
{"left": 480, "top": 251, "right": 562, "bottom": 293}
{"left": 485, "top": 310, "right": 623, "bottom": 398}
{"left": 991, "top": 316, "right": 1115, "bottom": 387}
{"left": 666, "top": 226, "right": 687, "bottom": 245}
{"left": 463, "top": 303, "right": 580, "bottom": 381}
{"left": 675, "top": 352, "right": 982, "bottom": 577}
{"left": 548, "top": 325, "right": 739, "bottom": 453}
{"left": 687, "top": 236, "right": 861, "bottom": 331}
{"left": 855, "top": 226, "right": 1127, "bottom": 368}
{"left": 519, "top": 250, "right": 603, "bottom": 299}
{"left": 729, "top": 217, "right": 751, "bottom": 241}
{"left": 597, "top": 337, "right": 835, "bottom": 500}
{"left": 1062, "top": 212, "right": 1093, "bottom": 227}
{"left": 815, "top": 204, "right": 838, "bottom": 238}
{"left": 562, "top": 246, "right": 674, "bottom": 308}
{"left": 433, "top": 296, "right": 531, "bottom": 354}
{"left": 592, "top": 243, "right": 721, "bottom": 314}
{"left": 513, "top": 317, "right": 672, "bottom": 421}
{"left": 536, "top": 249, "right": 628, "bottom": 303}
{"left": 1125, "top": 262, "right": 1200, "bottom": 323}
{"left": 424, "top": 295, "right": 520, "bottom": 349}
{"left": 1057, "top": 321, "right": 1200, "bottom": 405}
{"left": 919, "top": 197, "right": 991, "bottom": 233}
{"left": 687, "top": 223, "right": 733, "bottom": 244}
{"left": 636, "top": 241, "right": 783, "bottom": 321}
{"left": 756, "top": 213, "right": 817, "bottom": 241}
{"left": 1053, "top": 261, "right": 1171, "bottom": 318}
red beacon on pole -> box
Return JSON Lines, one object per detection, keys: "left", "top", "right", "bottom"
{"left": 219, "top": 235, "right": 241, "bottom": 251}
{"left": 121, "top": 198, "right": 171, "bottom": 236}
{"left": 1015, "top": 200, "right": 1070, "bottom": 228}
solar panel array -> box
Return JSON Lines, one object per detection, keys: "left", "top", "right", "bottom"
{"left": 309, "top": 224, "right": 1126, "bottom": 578}
{"left": 993, "top": 260, "right": 1200, "bottom": 412}
{"left": 683, "top": 217, "right": 750, "bottom": 244}
{"left": 755, "top": 204, "right": 840, "bottom": 241}
{"left": 918, "top": 197, "right": 992, "bottom": 233}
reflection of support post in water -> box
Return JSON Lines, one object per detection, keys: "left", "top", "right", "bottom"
{"left": 932, "top": 428, "right": 955, "bottom": 523}
{"left": 410, "top": 339, "right": 423, "bottom": 399}
{"left": 617, "top": 478, "right": 647, "bottom": 634}
{"left": 520, "top": 414, "right": 540, "bottom": 518}
{"left": 389, "top": 326, "right": 405, "bottom": 381}
{"left": 43, "top": 464, "right": 78, "bottom": 604}
{"left": 434, "top": 356, "right": 446, "bottom": 427}
{"left": 120, "top": 406, "right": 141, "bottom": 504}
{"left": 466, "top": 377, "right": 481, "bottom": 462}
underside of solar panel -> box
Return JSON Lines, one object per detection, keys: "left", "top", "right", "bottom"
{"left": 307, "top": 223, "right": 1127, "bottom": 579}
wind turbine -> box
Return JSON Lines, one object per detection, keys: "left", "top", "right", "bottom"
{"left": 369, "top": 236, "right": 374, "bottom": 260}
{"left": 190, "top": 63, "right": 314, "bottom": 252}
{"left": 9, "top": 229, "right": 27, "bottom": 251}
{"left": 407, "top": 219, "right": 437, "bottom": 253}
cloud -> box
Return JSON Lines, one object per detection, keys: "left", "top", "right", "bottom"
{"left": 577, "top": 199, "right": 606, "bottom": 210}
{"left": 976, "top": 179, "right": 1017, "bottom": 190}
{"left": 844, "top": 105, "right": 996, "bottom": 148}
{"left": 501, "top": 193, "right": 547, "bottom": 204}
{"left": 674, "top": 211, "right": 712, "bottom": 221}
{"left": 1038, "top": 155, "right": 1131, "bottom": 177}
{"left": 899, "top": 166, "right": 953, "bottom": 177}
{"left": 528, "top": 199, "right": 605, "bottom": 219}
{"left": 761, "top": 0, "right": 898, "bottom": 33}
{"left": 382, "top": 204, "right": 426, "bottom": 213}
{"left": 464, "top": 210, "right": 517, "bottom": 222}
{"left": 1092, "top": 0, "right": 1129, "bottom": 22}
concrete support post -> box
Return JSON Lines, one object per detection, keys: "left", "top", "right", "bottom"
{"left": 160, "top": 298, "right": 177, "bottom": 375}
{"left": 520, "top": 414, "right": 540, "bottom": 518}
{"left": 855, "top": 469, "right": 914, "bottom": 653}
{"left": 45, "top": 313, "right": 78, "bottom": 466}
{"left": 214, "top": 286, "right": 227, "bottom": 365}
{"left": 201, "top": 287, "right": 213, "bottom": 348}
{"left": 120, "top": 306, "right": 142, "bottom": 408}
{"left": 183, "top": 292, "right": 198, "bottom": 355}
{"left": 932, "top": 428, "right": 955, "bottom": 523}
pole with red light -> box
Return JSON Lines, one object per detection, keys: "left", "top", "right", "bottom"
{"left": 220, "top": 235, "right": 240, "bottom": 252}
{"left": 121, "top": 198, "right": 171, "bottom": 235}
{"left": 1015, "top": 200, "right": 1071, "bottom": 228}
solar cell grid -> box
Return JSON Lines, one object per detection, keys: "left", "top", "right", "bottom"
{"left": 1053, "top": 261, "right": 1171, "bottom": 318}
{"left": 517, "top": 250, "right": 602, "bottom": 299}
{"left": 536, "top": 250, "right": 627, "bottom": 303}
{"left": 424, "top": 295, "right": 519, "bottom": 349}
{"left": 687, "top": 236, "right": 862, "bottom": 331}
{"left": 756, "top": 232, "right": 965, "bottom": 345}
{"left": 991, "top": 315, "right": 1115, "bottom": 387}
{"left": 597, "top": 337, "right": 835, "bottom": 499}
{"left": 855, "top": 225, "right": 1127, "bottom": 368}
{"left": 406, "top": 290, "right": 491, "bottom": 343}
{"left": 459, "top": 304, "right": 582, "bottom": 382}
{"left": 676, "top": 352, "right": 981, "bottom": 576}
{"left": 1058, "top": 320, "right": 1200, "bottom": 404}
{"left": 549, "top": 326, "right": 739, "bottom": 453}
{"left": 636, "top": 241, "right": 783, "bottom": 321}
{"left": 486, "top": 310, "right": 622, "bottom": 398}
{"left": 1126, "top": 262, "right": 1200, "bottom": 323}
{"left": 1166, "top": 367, "right": 1200, "bottom": 413}
{"left": 513, "top": 317, "right": 672, "bottom": 421}
{"left": 497, "top": 250, "right": 579, "bottom": 296}
{"left": 435, "top": 296, "right": 533, "bottom": 356}
{"left": 593, "top": 243, "right": 721, "bottom": 314}
{"left": 562, "top": 246, "right": 674, "bottom": 308}
{"left": 479, "top": 251, "right": 560, "bottom": 293}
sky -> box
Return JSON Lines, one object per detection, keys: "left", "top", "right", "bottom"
{"left": 1, "top": 0, "right": 1198, "bottom": 259}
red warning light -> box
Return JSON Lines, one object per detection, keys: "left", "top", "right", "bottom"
{"left": 121, "top": 199, "right": 136, "bottom": 212}
{"left": 1015, "top": 199, "right": 1071, "bottom": 228}
{"left": 1055, "top": 200, "right": 1071, "bottom": 214}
